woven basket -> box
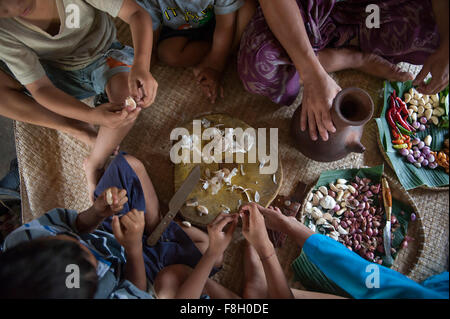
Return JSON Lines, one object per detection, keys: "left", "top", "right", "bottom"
{"left": 299, "top": 169, "right": 425, "bottom": 278}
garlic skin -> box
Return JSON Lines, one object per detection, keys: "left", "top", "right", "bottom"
{"left": 181, "top": 221, "right": 192, "bottom": 228}
{"left": 320, "top": 195, "right": 336, "bottom": 210}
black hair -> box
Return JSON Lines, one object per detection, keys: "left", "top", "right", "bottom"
{"left": 0, "top": 239, "right": 98, "bottom": 299}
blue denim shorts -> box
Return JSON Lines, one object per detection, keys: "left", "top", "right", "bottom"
{"left": 0, "top": 42, "right": 134, "bottom": 100}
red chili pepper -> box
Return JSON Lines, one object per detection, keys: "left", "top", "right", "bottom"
{"left": 391, "top": 129, "right": 400, "bottom": 140}
{"left": 396, "top": 97, "right": 409, "bottom": 116}
{"left": 392, "top": 90, "right": 397, "bottom": 99}
{"left": 386, "top": 108, "right": 398, "bottom": 130}
{"left": 394, "top": 112, "right": 414, "bottom": 132}
{"left": 392, "top": 138, "right": 405, "bottom": 144}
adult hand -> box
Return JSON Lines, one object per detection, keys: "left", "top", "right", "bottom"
{"left": 239, "top": 203, "right": 274, "bottom": 256}
{"left": 93, "top": 187, "right": 128, "bottom": 219}
{"left": 413, "top": 45, "right": 449, "bottom": 94}
{"left": 300, "top": 72, "right": 341, "bottom": 141}
{"left": 256, "top": 204, "right": 291, "bottom": 232}
{"left": 195, "top": 66, "right": 224, "bottom": 104}
{"left": 129, "top": 65, "right": 158, "bottom": 108}
{"left": 206, "top": 213, "right": 238, "bottom": 257}
{"left": 112, "top": 209, "right": 145, "bottom": 252}
{"left": 94, "top": 103, "right": 141, "bottom": 129}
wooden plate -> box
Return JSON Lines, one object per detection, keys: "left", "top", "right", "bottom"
{"left": 299, "top": 169, "right": 425, "bottom": 276}
{"left": 174, "top": 114, "right": 283, "bottom": 226}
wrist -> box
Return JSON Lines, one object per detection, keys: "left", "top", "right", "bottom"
{"left": 125, "top": 243, "right": 143, "bottom": 257}
{"left": 255, "top": 241, "right": 275, "bottom": 258}
{"left": 205, "top": 247, "right": 222, "bottom": 260}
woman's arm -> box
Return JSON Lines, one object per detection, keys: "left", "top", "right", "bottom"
{"left": 257, "top": 0, "right": 340, "bottom": 142}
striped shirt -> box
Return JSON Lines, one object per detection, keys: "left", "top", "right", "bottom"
{"left": 2, "top": 208, "right": 154, "bottom": 299}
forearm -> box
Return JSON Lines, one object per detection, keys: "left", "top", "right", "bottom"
{"left": 124, "top": 246, "right": 147, "bottom": 292}
{"left": 258, "top": 0, "right": 326, "bottom": 80}
{"left": 281, "top": 217, "right": 315, "bottom": 248}
{"left": 128, "top": 11, "right": 153, "bottom": 70}
{"left": 432, "top": 0, "right": 449, "bottom": 46}
{"left": 30, "top": 85, "right": 95, "bottom": 124}
{"left": 76, "top": 206, "right": 106, "bottom": 234}
{"left": 175, "top": 250, "right": 218, "bottom": 299}
{"left": 203, "top": 14, "right": 236, "bottom": 72}
{"left": 257, "top": 244, "right": 293, "bottom": 299}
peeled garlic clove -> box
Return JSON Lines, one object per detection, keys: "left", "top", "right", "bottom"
{"left": 424, "top": 103, "right": 432, "bottom": 110}
{"left": 254, "top": 191, "right": 260, "bottom": 203}
{"left": 125, "top": 96, "right": 137, "bottom": 110}
{"left": 424, "top": 109, "right": 433, "bottom": 120}
{"left": 336, "top": 208, "right": 346, "bottom": 216}
{"left": 423, "top": 95, "right": 430, "bottom": 104}
{"left": 431, "top": 94, "right": 439, "bottom": 103}
{"left": 404, "top": 93, "right": 412, "bottom": 103}
{"left": 329, "top": 183, "right": 340, "bottom": 192}
{"left": 417, "top": 106, "right": 425, "bottom": 115}
{"left": 311, "top": 207, "right": 323, "bottom": 220}
{"left": 323, "top": 213, "right": 333, "bottom": 222}
{"left": 337, "top": 225, "right": 348, "bottom": 235}
{"left": 318, "top": 186, "right": 328, "bottom": 196}
{"left": 186, "top": 199, "right": 199, "bottom": 207}
{"left": 197, "top": 205, "right": 209, "bottom": 216}
{"left": 182, "top": 221, "right": 192, "bottom": 228}
{"left": 307, "top": 192, "right": 313, "bottom": 202}
{"left": 316, "top": 218, "right": 327, "bottom": 225}
{"left": 312, "top": 194, "right": 320, "bottom": 206}
{"left": 337, "top": 179, "right": 347, "bottom": 185}
{"left": 424, "top": 135, "right": 432, "bottom": 146}
{"left": 411, "top": 112, "right": 418, "bottom": 122}
{"left": 106, "top": 189, "right": 113, "bottom": 205}
{"left": 430, "top": 116, "right": 439, "bottom": 126}
{"left": 336, "top": 190, "right": 344, "bottom": 202}
{"left": 316, "top": 191, "right": 324, "bottom": 199}
{"left": 305, "top": 202, "right": 312, "bottom": 213}
{"left": 410, "top": 105, "right": 418, "bottom": 112}
{"left": 409, "top": 99, "right": 418, "bottom": 106}
{"left": 347, "top": 185, "right": 356, "bottom": 194}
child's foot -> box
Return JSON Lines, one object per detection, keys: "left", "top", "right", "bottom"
{"left": 242, "top": 241, "right": 268, "bottom": 299}
{"left": 356, "top": 52, "right": 414, "bottom": 82}
{"left": 83, "top": 158, "right": 104, "bottom": 203}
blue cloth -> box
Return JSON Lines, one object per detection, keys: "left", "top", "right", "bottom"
{"left": 94, "top": 152, "right": 213, "bottom": 284}
{"left": 302, "top": 234, "right": 449, "bottom": 299}
{"left": 0, "top": 41, "right": 133, "bottom": 100}
{"left": 2, "top": 208, "right": 153, "bottom": 299}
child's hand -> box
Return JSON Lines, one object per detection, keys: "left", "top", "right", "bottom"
{"left": 111, "top": 209, "right": 145, "bottom": 252}
{"left": 206, "top": 214, "right": 238, "bottom": 257}
{"left": 94, "top": 187, "right": 128, "bottom": 218}
{"left": 239, "top": 203, "right": 274, "bottom": 256}
{"left": 94, "top": 103, "right": 141, "bottom": 128}
{"left": 129, "top": 66, "right": 158, "bottom": 108}
{"left": 195, "top": 67, "right": 224, "bottom": 104}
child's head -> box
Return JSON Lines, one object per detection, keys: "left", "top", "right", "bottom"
{"left": 0, "top": 236, "right": 98, "bottom": 299}
{"left": 0, "top": 0, "right": 36, "bottom": 18}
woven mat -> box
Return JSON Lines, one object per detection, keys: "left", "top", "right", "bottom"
{"left": 14, "top": 22, "right": 449, "bottom": 295}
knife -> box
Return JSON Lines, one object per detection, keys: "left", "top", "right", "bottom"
{"left": 147, "top": 165, "right": 201, "bottom": 246}
{"left": 381, "top": 177, "right": 393, "bottom": 265}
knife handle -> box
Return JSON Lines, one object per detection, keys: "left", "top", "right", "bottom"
{"left": 146, "top": 210, "right": 177, "bottom": 246}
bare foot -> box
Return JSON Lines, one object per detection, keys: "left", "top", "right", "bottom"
{"left": 242, "top": 241, "right": 268, "bottom": 299}
{"left": 83, "top": 158, "right": 104, "bottom": 203}
{"left": 356, "top": 52, "right": 414, "bottom": 82}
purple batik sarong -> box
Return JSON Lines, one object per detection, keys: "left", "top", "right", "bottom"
{"left": 237, "top": 0, "right": 440, "bottom": 105}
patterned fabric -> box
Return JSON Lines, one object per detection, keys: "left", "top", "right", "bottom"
{"left": 237, "top": 0, "right": 440, "bottom": 106}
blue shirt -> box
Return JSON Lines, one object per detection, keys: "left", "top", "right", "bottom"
{"left": 302, "top": 234, "right": 449, "bottom": 299}
{"left": 2, "top": 208, "right": 154, "bottom": 299}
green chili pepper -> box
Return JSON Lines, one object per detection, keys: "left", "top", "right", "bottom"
{"left": 396, "top": 123, "right": 414, "bottom": 136}
{"left": 393, "top": 143, "right": 408, "bottom": 149}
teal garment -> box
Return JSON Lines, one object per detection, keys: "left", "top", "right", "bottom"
{"left": 302, "top": 234, "right": 449, "bottom": 299}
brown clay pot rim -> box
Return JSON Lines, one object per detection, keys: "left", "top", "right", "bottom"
{"left": 333, "top": 87, "right": 375, "bottom": 127}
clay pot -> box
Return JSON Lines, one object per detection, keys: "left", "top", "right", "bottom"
{"left": 291, "top": 87, "right": 374, "bottom": 162}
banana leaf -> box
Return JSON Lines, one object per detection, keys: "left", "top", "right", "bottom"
{"left": 375, "top": 81, "right": 449, "bottom": 190}
{"left": 292, "top": 166, "right": 413, "bottom": 297}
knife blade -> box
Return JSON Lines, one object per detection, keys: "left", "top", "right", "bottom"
{"left": 381, "top": 177, "right": 393, "bottom": 264}
{"left": 147, "top": 165, "right": 201, "bottom": 246}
